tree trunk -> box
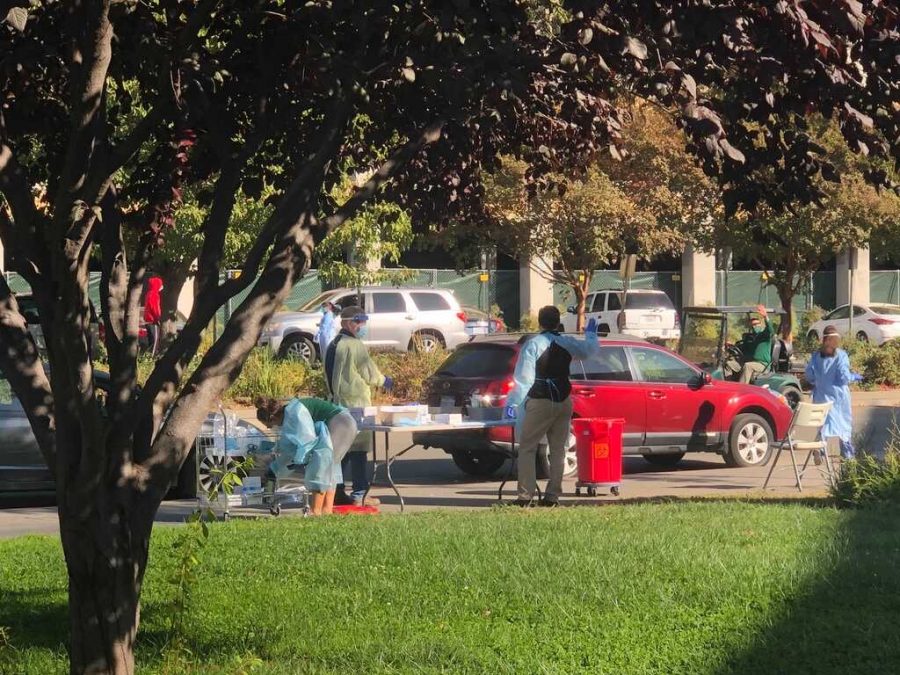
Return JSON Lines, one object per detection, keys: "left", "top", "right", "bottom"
{"left": 573, "top": 284, "right": 587, "bottom": 332}
{"left": 159, "top": 266, "right": 190, "bottom": 350}
{"left": 776, "top": 285, "right": 794, "bottom": 341}
{"left": 60, "top": 495, "right": 151, "bottom": 675}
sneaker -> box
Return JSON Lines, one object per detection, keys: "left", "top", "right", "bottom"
{"left": 334, "top": 492, "right": 354, "bottom": 506}
{"left": 353, "top": 495, "right": 380, "bottom": 506}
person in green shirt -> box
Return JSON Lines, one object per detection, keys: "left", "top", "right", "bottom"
{"left": 256, "top": 396, "right": 358, "bottom": 515}
{"left": 723, "top": 305, "right": 774, "bottom": 384}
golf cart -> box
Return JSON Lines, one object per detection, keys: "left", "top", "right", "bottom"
{"left": 678, "top": 306, "right": 803, "bottom": 408}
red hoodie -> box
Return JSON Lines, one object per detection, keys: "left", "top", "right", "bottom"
{"left": 143, "top": 277, "right": 163, "bottom": 324}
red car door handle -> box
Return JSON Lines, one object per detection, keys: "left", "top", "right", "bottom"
{"left": 573, "top": 388, "right": 596, "bottom": 398}
{"left": 648, "top": 391, "right": 666, "bottom": 400}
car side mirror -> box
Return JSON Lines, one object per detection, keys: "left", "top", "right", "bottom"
{"left": 566, "top": 306, "right": 576, "bottom": 315}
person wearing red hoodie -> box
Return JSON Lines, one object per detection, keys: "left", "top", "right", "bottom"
{"left": 143, "top": 276, "right": 163, "bottom": 356}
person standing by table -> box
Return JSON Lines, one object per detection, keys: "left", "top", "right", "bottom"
{"left": 256, "top": 396, "right": 358, "bottom": 514}
{"left": 505, "top": 306, "right": 600, "bottom": 506}
{"left": 325, "top": 305, "right": 394, "bottom": 506}
{"left": 805, "top": 325, "right": 856, "bottom": 460}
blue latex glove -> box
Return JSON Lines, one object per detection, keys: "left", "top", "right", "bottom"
{"left": 850, "top": 372, "right": 864, "bottom": 383}
{"left": 504, "top": 405, "right": 517, "bottom": 420}
{"left": 383, "top": 376, "right": 394, "bottom": 391}
{"left": 585, "top": 318, "right": 598, "bottom": 334}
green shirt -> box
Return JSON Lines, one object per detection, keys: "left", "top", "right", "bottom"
{"left": 739, "top": 318, "right": 773, "bottom": 366}
{"left": 297, "top": 397, "right": 344, "bottom": 423}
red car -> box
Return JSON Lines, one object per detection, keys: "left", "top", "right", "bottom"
{"left": 415, "top": 334, "right": 793, "bottom": 478}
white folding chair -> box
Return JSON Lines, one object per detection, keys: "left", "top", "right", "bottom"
{"left": 763, "top": 401, "right": 835, "bottom": 492}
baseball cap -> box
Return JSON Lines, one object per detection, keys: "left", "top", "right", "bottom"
{"left": 340, "top": 305, "right": 369, "bottom": 322}
{"left": 823, "top": 325, "right": 841, "bottom": 338}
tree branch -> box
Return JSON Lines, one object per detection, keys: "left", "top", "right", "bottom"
{"left": 321, "top": 120, "right": 445, "bottom": 235}
{"left": 0, "top": 277, "right": 55, "bottom": 470}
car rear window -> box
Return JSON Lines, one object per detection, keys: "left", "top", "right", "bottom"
{"left": 624, "top": 293, "right": 674, "bottom": 310}
{"left": 433, "top": 345, "right": 515, "bottom": 378}
{"left": 411, "top": 292, "right": 451, "bottom": 311}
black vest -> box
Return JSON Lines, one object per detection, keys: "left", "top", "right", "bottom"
{"left": 527, "top": 335, "right": 573, "bottom": 402}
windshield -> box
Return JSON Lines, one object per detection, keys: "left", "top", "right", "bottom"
{"left": 873, "top": 305, "right": 900, "bottom": 316}
{"left": 679, "top": 314, "right": 723, "bottom": 369}
{"left": 624, "top": 293, "right": 674, "bottom": 310}
{"left": 296, "top": 292, "right": 335, "bottom": 312}
{"left": 433, "top": 345, "right": 516, "bottom": 378}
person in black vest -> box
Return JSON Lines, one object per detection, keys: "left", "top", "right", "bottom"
{"left": 504, "top": 306, "right": 600, "bottom": 506}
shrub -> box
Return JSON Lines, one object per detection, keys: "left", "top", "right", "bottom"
{"left": 831, "top": 425, "right": 900, "bottom": 507}
{"left": 844, "top": 339, "right": 900, "bottom": 388}
{"left": 519, "top": 313, "right": 539, "bottom": 333}
{"left": 226, "top": 349, "right": 326, "bottom": 404}
{"left": 373, "top": 348, "right": 448, "bottom": 403}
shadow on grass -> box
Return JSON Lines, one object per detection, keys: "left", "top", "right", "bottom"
{"left": 716, "top": 504, "right": 900, "bottom": 675}
{"left": 0, "top": 588, "right": 67, "bottom": 652}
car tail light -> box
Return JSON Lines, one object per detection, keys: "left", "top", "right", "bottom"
{"left": 675, "top": 312, "right": 681, "bottom": 327}
{"left": 457, "top": 311, "right": 468, "bottom": 324}
{"left": 479, "top": 378, "right": 515, "bottom": 405}
{"left": 869, "top": 317, "right": 898, "bottom": 326}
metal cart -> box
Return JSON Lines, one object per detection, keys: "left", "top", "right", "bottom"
{"left": 193, "top": 409, "right": 309, "bottom": 519}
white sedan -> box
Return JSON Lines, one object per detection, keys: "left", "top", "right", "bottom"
{"left": 808, "top": 304, "right": 900, "bottom": 345}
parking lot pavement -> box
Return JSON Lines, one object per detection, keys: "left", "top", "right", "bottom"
{"left": 2, "top": 399, "right": 895, "bottom": 537}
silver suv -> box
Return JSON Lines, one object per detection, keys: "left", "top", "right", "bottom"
{"left": 561, "top": 289, "right": 681, "bottom": 340}
{"left": 259, "top": 287, "right": 470, "bottom": 363}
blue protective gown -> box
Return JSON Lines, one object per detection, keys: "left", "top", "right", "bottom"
{"left": 315, "top": 310, "right": 338, "bottom": 358}
{"left": 269, "top": 398, "right": 337, "bottom": 492}
{"left": 506, "top": 331, "right": 601, "bottom": 410}
{"left": 805, "top": 348, "right": 853, "bottom": 442}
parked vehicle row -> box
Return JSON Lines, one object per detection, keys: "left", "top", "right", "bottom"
{"left": 415, "top": 333, "right": 794, "bottom": 478}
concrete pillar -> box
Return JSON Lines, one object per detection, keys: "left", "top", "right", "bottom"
{"left": 836, "top": 247, "right": 870, "bottom": 307}
{"left": 681, "top": 244, "right": 717, "bottom": 307}
{"left": 519, "top": 256, "right": 555, "bottom": 319}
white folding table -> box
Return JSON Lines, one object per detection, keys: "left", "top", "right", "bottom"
{"left": 357, "top": 420, "right": 517, "bottom": 512}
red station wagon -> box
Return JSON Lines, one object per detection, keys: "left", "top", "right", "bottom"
{"left": 415, "top": 334, "right": 794, "bottom": 478}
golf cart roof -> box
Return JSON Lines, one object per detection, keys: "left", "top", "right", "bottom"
{"left": 682, "top": 305, "right": 787, "bottom": 316}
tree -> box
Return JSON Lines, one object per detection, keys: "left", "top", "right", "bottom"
{"left": 693, "top": 120, "right": 900, "bottom": 339}
{"left": 1, "top": 2, "right": 896, "bottom": 673}
{"left": 480, "top": 156, "right": 683, "bottom": 329}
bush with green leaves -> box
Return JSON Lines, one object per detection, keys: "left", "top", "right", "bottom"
{"left": 831, "top": 426, "right": 900, "bottom": 507}
{"left": 226, "top": 349, "right": 327, "bottom": 404}
{"left": 844, "top": 339, "right": 900, "bottom": 388}
{"left": 373, "top": 348, "right": 449, "bottom": 403}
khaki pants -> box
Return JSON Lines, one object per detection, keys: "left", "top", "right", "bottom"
{"left": 517, "top": 397, "right": 574, "bottom": 502}
{"left": 724, "top": 359, "right": 767, "bottom": 384}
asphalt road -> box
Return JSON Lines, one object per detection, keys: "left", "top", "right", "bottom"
{"left": 1, "top": 399, "right": 895, "bottom": 540}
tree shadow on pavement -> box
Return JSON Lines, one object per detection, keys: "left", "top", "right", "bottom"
{"left": 716, "top": 504, "right": 900, "bottom": 675}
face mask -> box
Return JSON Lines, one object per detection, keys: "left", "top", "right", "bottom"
{"left": 752, "top": 325, "right": 763, "bottom": 333}
{"left": 356, "top": 325, "right": 369, "bottom": 339}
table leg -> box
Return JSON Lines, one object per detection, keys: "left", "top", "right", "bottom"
{"left": 497, "top": 425, "right": 516, "bottom": 502}
{"left": 363, "top": 431, "right": 409, "bottom": 512}
{"left": 383, "top": 432, "right": 406, "bottom": 512}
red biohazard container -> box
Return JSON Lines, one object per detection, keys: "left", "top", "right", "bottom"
{"left": 572, "top": 418, "right": 625, "bottom": 497}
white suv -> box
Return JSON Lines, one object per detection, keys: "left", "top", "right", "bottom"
{"left": 561, "top": 289, "right": 681, "bottom": 340}
{"left": 258, "top": 287, "right": 470, "bottom": 363}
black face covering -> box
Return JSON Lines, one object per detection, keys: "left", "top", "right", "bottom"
{"left": 527, "top": 336, "right": 573, "bottom": 402}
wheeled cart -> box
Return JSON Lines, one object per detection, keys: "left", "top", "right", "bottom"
{"left": 572, "top": 418, "right": 625, "bottom": 498}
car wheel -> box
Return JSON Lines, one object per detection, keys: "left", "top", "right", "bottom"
{"left": 198, "top": 453, "right": 246, "bottom": 494}
{"left": 410, "top": 331, "right": 445, "bottom": 353}
{"left": 642, "top": 452, "right": 685, "bottom": 468}
{"left": 450, "top": 448, "right": 507, "bottom": 477}
{"left": 782, "top": 386, "right": 802, "bottom": 410}
{"left": 856, "top": 331, "right": 869, "bottom": 343}
{"left": 726, "top": 414, "right": 773, "bottom": 467}
{"left": 807, "top": 330, "right": 819, "bottom": 342}
{"left": 536, "top": 430, "right": 579, "bottom": 479}
{"left": 279, "top": 334, "right": 317, "bottom": 364}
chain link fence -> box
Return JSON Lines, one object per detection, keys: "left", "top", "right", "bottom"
{"left": 714, "top": 271, "right": 836, "bottom": 310}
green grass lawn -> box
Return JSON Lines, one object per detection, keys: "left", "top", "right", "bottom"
{"left": 2, "top": 501, "right": 900, "bottom": 674}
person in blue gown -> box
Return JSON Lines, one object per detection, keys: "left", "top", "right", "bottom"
{"left": 805, "top": 325, "right": 856, "bottom": 459}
